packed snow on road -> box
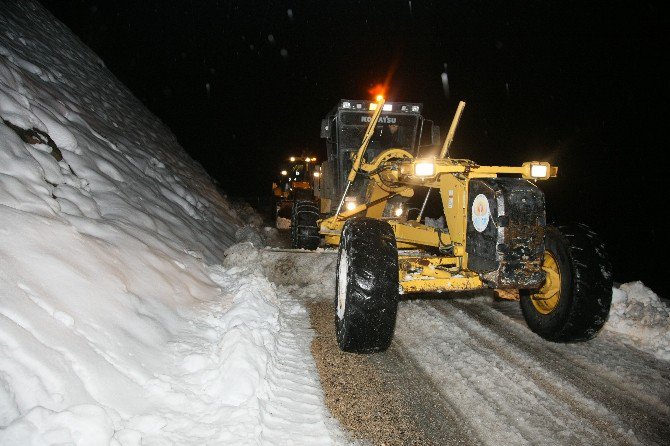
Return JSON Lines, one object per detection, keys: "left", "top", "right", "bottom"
{"left": 0, "top": 2, "right": 668, "bottom": 445}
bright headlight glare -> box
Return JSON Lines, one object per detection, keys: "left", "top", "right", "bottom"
{"left": 394, "top": 207, "right": 403, "bottom": 217}
{"left": 414, "top": 162, "right": 435, "bottom": 176}
{"left": 345, "top": 201, "right": 357, "bottom": 211}
{"left": 530, "top": 164, "right": 548, "bottom": 178}
{"left": 313, "top": 172, "right": 320, "bottom": 178}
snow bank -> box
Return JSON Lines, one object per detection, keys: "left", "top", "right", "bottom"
{"left": 606, "top": 282, "right": 670, "bottom": 361}
{"left": 0, "top": 2, "right": 340, "bottom": 444}
{"left": 224, "top": 244, "right": 337, "bottom": 297}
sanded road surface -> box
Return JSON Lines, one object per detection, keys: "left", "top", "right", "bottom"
{"left": 309, "top": 295, "right": 670, "bottom": 445}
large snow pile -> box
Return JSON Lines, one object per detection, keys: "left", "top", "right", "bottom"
{"left": 0, "top": 2, "right": 340, "bottom": 444}
{"left": 606, "top": 282, "right": 670, "bottom": 361}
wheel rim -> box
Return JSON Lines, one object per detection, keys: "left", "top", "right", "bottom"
{"left": 531, "top": 251, "right": 561, "bottom": 315}
{"left": 337, "top": 250, "right": 348, "bottom": 320}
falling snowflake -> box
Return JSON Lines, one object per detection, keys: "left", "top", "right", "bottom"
{"left": 441, "top": 71, "right": 449, "bottom": 98}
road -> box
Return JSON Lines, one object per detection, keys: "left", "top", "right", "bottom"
{"left": 261, "top": 235, "right": 669, "bottom": 445}
{"left": 308, "top": 293, "right": 670, "bottom": 445}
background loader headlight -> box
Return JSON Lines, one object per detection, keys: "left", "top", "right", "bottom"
{"left": 345, "top": 202, "right": 357, "bottom": 211}
{"left": 394, "top": 207, "right": 403, "bottom": 217}
{"left": 414, "top": 162, "right": 435, "bottom": 176}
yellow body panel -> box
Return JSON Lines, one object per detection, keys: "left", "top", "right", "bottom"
{"left": 397, "top": 255, "right": 483, "bottom": 293}
{"left": 400, "top": 274, "right": 483, "bottom": 293}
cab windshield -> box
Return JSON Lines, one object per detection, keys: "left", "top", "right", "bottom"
{"left": 337, "top": 110, "right": 420, "bottom": 155}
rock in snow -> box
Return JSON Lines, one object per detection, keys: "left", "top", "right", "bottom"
{"left": 0, "top": 2, "right": 341, "bottom": 444}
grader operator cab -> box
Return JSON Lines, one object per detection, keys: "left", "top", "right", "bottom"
{"left": 292, "top": 96, "right": 613, "bottom": 352}
{"left": 290, "top": 98, "right": 441, "bottom": 249}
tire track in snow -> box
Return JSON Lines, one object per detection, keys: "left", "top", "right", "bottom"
{"left": 433, "top": 300, "right": 634, "bottom": 444}
{"left": 447, "top": 299, "right": 670, "bottom": 445}
{"left": 394, "top": 300, "right": 639, "bottom": 445}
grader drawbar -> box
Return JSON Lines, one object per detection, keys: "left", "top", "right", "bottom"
{"left": 294, "top": 97, "right": 613, "bottom": 353}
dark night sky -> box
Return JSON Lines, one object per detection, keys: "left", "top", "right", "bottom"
{"left": 40, "top": 1, "right": 665, "bottom": 293}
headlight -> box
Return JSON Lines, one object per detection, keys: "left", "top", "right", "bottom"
{"left": 523, "top": 161, "right": 553, "bottom": 180}
{"left": 281, "top": 170, "right": 287, "bottom": 176}
{"left": 345, "top": 202, "right": 357, "bottom": 211}
{"left": 394, "top": 207, "right": 403, "bottom": 217}
{"left": 313, "top": 172, "right": 320, "bottom": 178}
{"left": 530, "top": 164, "right": 548, "bottom": 178}
{"left": 414, "top": 162, "right": 435, "bottom": 176}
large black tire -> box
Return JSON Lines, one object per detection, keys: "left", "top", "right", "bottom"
{"left": 520, "top": 224, "right": 613, "bottom": 342}
{"left": 291, "top": 200, "right": 320, "bottom": 250}
{"left": 335, "top": 218, "right": 399, "bottom": 353}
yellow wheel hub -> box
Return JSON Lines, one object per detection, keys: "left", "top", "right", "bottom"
{"left": 531, "top": 251, "right": 561, "bottom": 315}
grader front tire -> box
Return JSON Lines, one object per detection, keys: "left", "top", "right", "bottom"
{"left": 335, "top": 218, "right": 399, "bottom": 353}
{"left": 520, "top": 224, "right": 613, "bottom": 342}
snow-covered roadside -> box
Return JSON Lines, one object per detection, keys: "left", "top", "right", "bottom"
{"left": 605, "top": 282, "right": 670, "bottom": 361}
{"left": 0, "top": 209, "right": 338, "bottom": 443}
{"left": 1, "top": 2, "right": 342, "bottom": 444}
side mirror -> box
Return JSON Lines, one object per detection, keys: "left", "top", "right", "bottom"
{"left": 320, "top": 119, "right": 330, "bottom": 138}
{"left": 431, "top": 125, "right": 441, "bottom": 146}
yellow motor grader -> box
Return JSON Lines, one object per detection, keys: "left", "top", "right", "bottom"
{"left": 297, "top": 96, "right": 613, "bottom": 353}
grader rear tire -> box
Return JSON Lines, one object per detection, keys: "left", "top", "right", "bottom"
{"left": 335, "top": 218, "right": 399, "bottom": 353}
{"left": 291, "top": 200, "right": 320, "bottom": 250}
{"left": 520, "top": 224, "right": 613, "bottom": 342}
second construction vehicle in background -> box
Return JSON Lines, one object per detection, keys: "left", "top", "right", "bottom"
{"left": 272, "top": 155, "right": 319, "bottom": 228}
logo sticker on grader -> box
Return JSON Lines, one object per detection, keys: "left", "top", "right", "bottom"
{"left": 472, "top": 193, "right": 490, "bottom": 232}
